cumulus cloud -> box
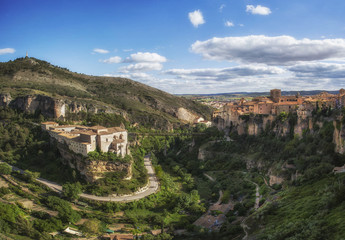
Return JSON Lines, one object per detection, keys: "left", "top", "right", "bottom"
{"left": 0, "top": 48, "right": 15, "bottom": 55}
{"left": 102, "top": 56, "right": 122, "bottom": 63}
{"left": 93, "top": 48, "right": 109, "bottom": 54}
{"left": 246, "top": 5, "right": 271, "bottom": 15}
{"left": 165, "top": 65, "right": 285, "bottom": 81}
{"left": 119, "top": 62, "right": 163, "bottom": 73}
{"left": 191, "top": 35, "right": 345, "bottom": 65}
{"left": 188, "top": 10, "right": 205, "bottom": 28}
{"left": 288, "top": 62, "right": 345, "bottom": 79}
{"left": 124, "top": 52, "right": 167, "bottom": 63}
{"left": 225, "top": 21, "right": 234, "bottom": 27}
{"left": 104, "top": 72, "right": 153, "bottom": 81}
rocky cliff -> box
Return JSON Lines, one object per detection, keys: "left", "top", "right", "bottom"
{"left": 333, "top": 120, "right": 345, "bottom": 154}
{"left": 215, "top": 107, "right": 345, "bottom": 155}
{"left": 0, "top": 92, "right": 126, "bottom": 120}
{"left": 214, "top": 113, "right": 291, "bottom": 137}
{"left": 57, "top": 144, "right": 131, "bottom": 182}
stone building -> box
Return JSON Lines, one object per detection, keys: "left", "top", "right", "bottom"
{"left": 41, "top": 123, "right": 129, "bottom": 157}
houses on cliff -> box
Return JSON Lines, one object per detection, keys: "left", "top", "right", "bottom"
{"left": 41, "top": 122, "right": 129, "bottom": 157}
{"left": 214, "top": 88, "right": 345, "bottom": 119}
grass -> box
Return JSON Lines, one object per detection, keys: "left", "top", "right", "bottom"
{"left": 247, "top": 175, "right": 345, "bottom": 239}
{"left": 0, "top": 57, "right": 213, "bottom": 128}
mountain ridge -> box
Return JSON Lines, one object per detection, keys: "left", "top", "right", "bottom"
{"left": 0, "top": 57, "right": 212, "bottom": 128}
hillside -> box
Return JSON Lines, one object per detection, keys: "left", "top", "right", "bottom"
{"left": 0, "top": 57, "right": 212, "bottom": 128}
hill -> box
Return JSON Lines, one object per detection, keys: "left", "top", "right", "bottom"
{"left": 0, "top": 57, "right": 212, "bottom": 129}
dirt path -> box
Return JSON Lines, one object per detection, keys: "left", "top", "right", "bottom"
{"left": 203, "top": 173, "right": 215, "bottom": 182}
{"left": 240, "top": 179, "right": 262, "bottom": 239}
{"left": 254, "top": 183, "right": 260, "bottom": 210}
{"left": 241, "top": 220, "right": 250, "bottom": 240}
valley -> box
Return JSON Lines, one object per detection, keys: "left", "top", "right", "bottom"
{"left": 0, "top": 58, "right": 345, "bottom": 240}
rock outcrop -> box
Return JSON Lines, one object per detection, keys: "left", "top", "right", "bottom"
{"left": 176, "top": 107, "right": 199, "bottom": 123}
{"left": 58, "top": 145, "right": 131, "bottom": 182}
{"left": 333, "top": 120, "right": 345, "bottom": 154}
{"left": 0, "top": 93, "right": 126, "bottom": 120}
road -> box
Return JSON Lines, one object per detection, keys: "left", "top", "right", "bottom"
{"left": 3, "top": 155, "right": 159, "bottom": 202}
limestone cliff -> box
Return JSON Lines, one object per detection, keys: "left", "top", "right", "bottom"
{"left": 176, "top": 107, "right": 199, "bottom": 123}
{"left": 333, "top": 120, "right": 345, "bottom": 154}
{"left": 0, "top": 93, "right": 126, "bottom": 120}
{"left": 58, "top": 144, "right": 131, "bottom": 182}
{"left": 215, "top": 113, "right": 290, "bottom": 137}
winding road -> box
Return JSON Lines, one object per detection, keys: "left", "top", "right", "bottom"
{"left": 4, "top": 155, "right": 159, "bottom": 202}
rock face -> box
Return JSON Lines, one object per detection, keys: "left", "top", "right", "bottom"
{"left": 0, "top": 93, "right": 12, "bottom": 107}
{"left": 214, "top": 113, "right": 290, "bottom": 137}
{"left": 5, "top": 95, "right": 65, "bottom": 119}
{"left": 176, "top": 107, "right": 198, "bottom": 123}
{"left": 0, "top": 93, "right": 126, "bottom": 120}
{"left": 58, "top": 145, "right": 131, "bottom": 182}
{"left": 333, "top": 121, "right": 345, "bottom": 154}
{"left": 269, "top": 175, "right": 284, "bottom": 186}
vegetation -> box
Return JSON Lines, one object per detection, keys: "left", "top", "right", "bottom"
{"left": 62, "top": 182, "right": 82, "bottom": 201}
{"left": 0, "top": 162, "right": 12, "bottom": 174}
{"left": 1, "top": 74, "right": 345, "bottom": 239}
{"left": 0, "top": 57, "right": 213, "bottom": 129}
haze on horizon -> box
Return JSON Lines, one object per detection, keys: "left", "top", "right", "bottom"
{"left": 1, "top": 0, "right": 345, "bottom": 94}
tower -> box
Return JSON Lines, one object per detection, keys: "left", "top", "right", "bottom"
{"left": 25, "top": 51, "right": 28, "bottom": 58}
{"left": 270, "top": 89, "right": 281, "bottom": 103}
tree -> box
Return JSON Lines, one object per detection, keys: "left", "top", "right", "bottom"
{"left": 0, "top": 163, "right": 12, "bottom": 175}
{"left": 81, "top": 219, "right": 101, "bottom": 236}
{"left": 23, "top": 170, "right": 40, "bottom": 182}
{"left": 62, "top": 182, "right": 82, "bottom": 201}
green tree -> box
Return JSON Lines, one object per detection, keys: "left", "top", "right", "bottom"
{"left": 62, "top": 182, "right": 82, "bottom": 201}
{"left": 81, "top": 219, "right": 101, "bottom": 236}
{"left": 23, "top": 170, "right": 40, "bottom": 182}
{"left": 0, "top": 163, "right": 12, "bottom": 175}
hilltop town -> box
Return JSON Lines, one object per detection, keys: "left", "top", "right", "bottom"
{"left": 41, "top": 122, "right": 129, "bottom": 157}
{"left": 214, "top": 88, "right": 345, "bottom": 125}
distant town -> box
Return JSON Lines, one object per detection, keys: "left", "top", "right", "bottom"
{"left": 210, "top": 89, "right": 345, "bottom": 117}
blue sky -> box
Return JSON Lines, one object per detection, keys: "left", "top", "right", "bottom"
{"left": 1, "top": 0, "right": 345, "bottom": 94}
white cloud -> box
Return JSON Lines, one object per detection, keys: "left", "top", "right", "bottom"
{"left": 239, "top": 24, "right": 244, "bottom": 27}
{"left": 124, "top": 52, "right": 167, "bottom": 63}
{"left": 104, "top": 72, "right": 152, "bottom": 81}
{"left": 246, "top": 5, "right": 271, "bottom": 15}
{"left": 188, "top": 10, "right": 205, "bottom": 28}
{"left": 0, "top": 48, "right": 15, "bottom": 55}
{"left": 219, "top": 4, "right": 225, "bottom": 12}
{"left": 225, "top": 21, "right": 234, "bottom": 27}
{"left": 93, "top": 48, "right": 109, "bottom": 54}
{"left": 165, "top": 65, "right": 285, "bottom": 81}
{"left": 191, "top": 35, "right": 345, "bottom": 65}
{"left": 288, "top": 62, "right": 345, "bottom": 79}
{"left": 123, "top": 49, "right": 134, "bottom": 52}
{"left": 102, "top": 56, "right": 122, "bottom": 63}
{"left": 119, "top": 62, "right": 163, "bottom": 73}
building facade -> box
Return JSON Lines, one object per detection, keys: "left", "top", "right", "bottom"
{"left": 41, "top": 123, "right": 129, "bottom": 157}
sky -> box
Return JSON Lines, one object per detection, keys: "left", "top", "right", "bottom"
{"left": 1, "top": 0, "right": 345, "bottom": 94}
